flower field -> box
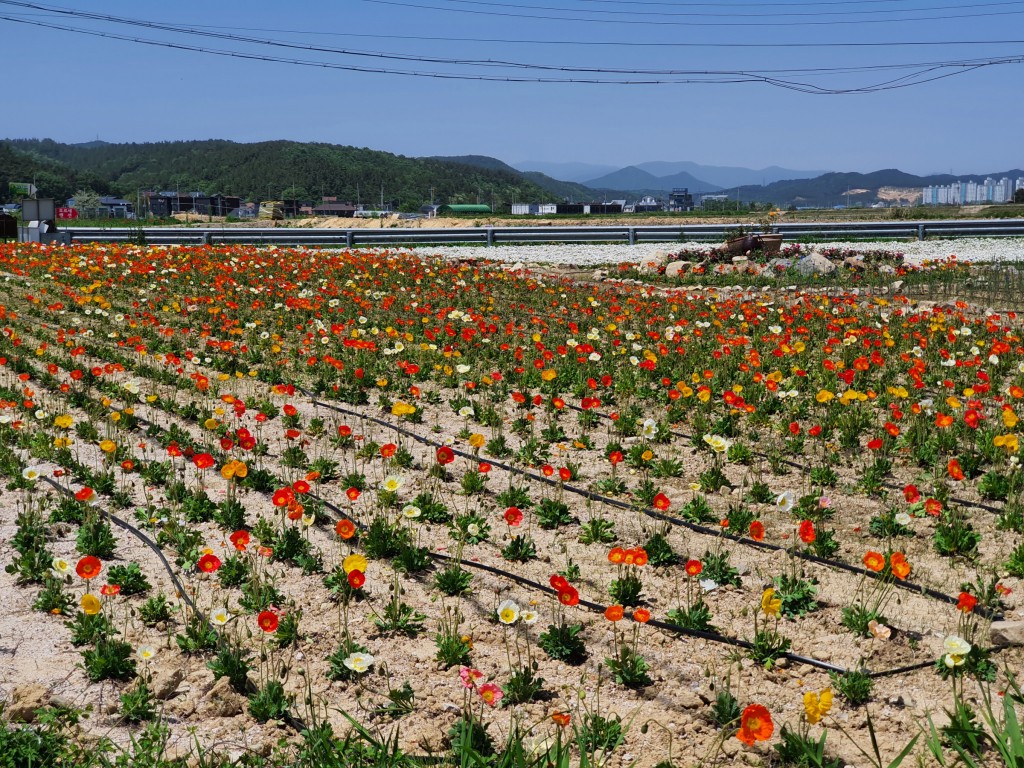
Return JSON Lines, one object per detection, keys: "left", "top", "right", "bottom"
{"left": 0, "top": 242, "right": 1022, "bottom": 767}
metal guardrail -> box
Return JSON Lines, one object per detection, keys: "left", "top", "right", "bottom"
{"left": 59, "top": 218, "right": 1024, "bottom": 247}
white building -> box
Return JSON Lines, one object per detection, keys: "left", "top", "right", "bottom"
{"left": 921, "top": 177, "right": 1023, "bottom": 205}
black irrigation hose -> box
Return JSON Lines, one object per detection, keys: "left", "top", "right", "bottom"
{"left": 40, "top": 475, "right": 200, "bottom": 619}
{"left": 301, "top": 389, "right": 1001, "bottom": 622}
{"left": 302, "top": 473, "right": 851, "bottom": 675}
{"left": 564, "top": 401, "right": 1010, "bottom": 517}
{"left": 298, "top": 389, "right": 1011, "bottom": 678}
{"left": 0, "top": 325, "right": 988, "bottom": 681}
{"left": 35, "top": 477, "right": 329, "bottom": 742}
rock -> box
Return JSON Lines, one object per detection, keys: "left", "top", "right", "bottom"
{"left": 731, "top": 256, "right": 748, "bottom": 264}
{"left": 4, "top": 684, "right": 49, "bottom": 722}
{"left": 990, "top": 621, "right": 1024, "bottom": 648}
{"left": 794, "top": 254, "right": 837, "bottom": 277}
{"left": 200, "top": 676, "right": 246, "bottom": 718}
{"left": 676, "top": 690, "right": 704, "bottom": 709}
{"left": 592, "top": 269, "right": 608, "bottom": 281}
{"left": 878, "top": 264, "right": 897, "bottom": 275}
{"left": 843, "top": 256, "right": 866, "bottom": 272}
{"left": 149, "top": 664, "right": 186, "bottom": 700}
{"left": 664, "top": 260, "right": 690, "bottom": 278}
{"left": 767, "top": 257, "right": 794, "bottom": 272}
{"left": 890, "top": 279, "right": 906, "bottom": 293}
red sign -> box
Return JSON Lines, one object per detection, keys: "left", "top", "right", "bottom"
{"left": 56, "top": 207, "right": 78, "bottom": 219}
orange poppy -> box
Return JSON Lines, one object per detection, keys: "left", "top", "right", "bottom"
{"left": 632, "top": 608, "right": 651, "bottom": 623}
{"left": 76, "top": 556, "right": 102, "bottom": 580}
{"left": 335, "top": 518, "right": 356, "bottom": 539}
{"left": 737, "top": 704, "right": 774, "bottom": 746}
{"left": 863, "top": 551, "right": 885, "bottom": 572}
{"left": 604, "top": 604, "right": 624, "bottom": 622}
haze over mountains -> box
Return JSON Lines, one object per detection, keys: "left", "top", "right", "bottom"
{"left": 514, "top": 159, "right": 829, "bottom": 190}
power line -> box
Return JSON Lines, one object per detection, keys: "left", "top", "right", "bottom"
{"left": 6, "top": 5, "right": 1024, "bottom": 46}
{"left": 1, "top": 9, "right": 1021, "bottom": 93}
{"left": 1, "top": 1, "right": 1020, "bottom": 79}
{"left": 359, "top": 0, "right": 1024, "bottom": 26}
{"left": 425, "top": 0, "right": 1024, "bottom": 19}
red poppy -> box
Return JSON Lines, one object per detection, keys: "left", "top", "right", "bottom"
{"left": 558, "top": 587, "right": 580, "bottom": 606}
{"left": 541, "top": 464, "right": 554, "bottom": 477}
{"left": 283, "top": 404, "right": 298, "bottom": 417}
{"left": 551, "top": 712, "right": 571, "bottom": 727}
{"left": 380, "top": 443, "right": 397, "bottom": 458}
{"left": 75, "top": 487, "right": 95, "bottom": 503}
{"left": 558, "top": 467, "right": 571, "bottom": 482}
{"left": 549, "top": 574, "right": 569, "bottom": 591}
{"left": 925, "top": 498, "right": 943, "bottom": 517}
{"left": 799, "top": 520, "right": 816, "bottom": 544}
{"left": 608, "top": 451, "right": 623, "bottom": 466}
{"left": 346, "top": 487, "right": 361, "bottom": 502}
{"left": 903, "top": 484, "right": 921, "bottom": 503}
{"left": 788, "top": 421, "right": 801, "bottom": 435}
{"left": 685, "top": 559, "right": 703, "bottom": 576}
{"left": 76, "top": 556, "right": 102, "bottom": 580}
{"left": 956, "top": 592, "right": 978, "bottom": 613}
{"left": 335, "top": 518, "right": 356, "bottom": 539}
{"left": 347, "top": 569, "right": 366, "bottom": 589}
{"left": 292, "top": 480, "right": 310, "bottom": 494}
{"left": 193, "top": 453, "right": 215, "bottom": 470}
{"left": 198, "top": 554, "right": 221, "bottom": 573}
{"left": 867, "top": 438, "right": 883, "bottom": 451}
{"left": 478, "top": 461, "right": 491, "bottom": 473}
{"left": 652, "top": 493, "right": 671, "bottom": 511}
{"left": 230, "top": 530, "right": 250, "bottom": 551}
{"left": 100, "top": 583, "right": 121, "bottom": 597}
{"left": 257, "top": 610, "right": 279, "bottom": 633}
{"left": 272, "top": 487, "right": 295, "bottom": 507}
{"left": 947, "top": 459, "right": 965, "bottom": 481}
{"left": 504, "top": 507, "right": 523, "bottom": 527}
{"left": 608, "top": 547, "right": 626, "bottom": 564}
{"left": 749, "top": 521, "right": 765, "bottom": 542}
{"left": 632, "top": 608, "right": 651, "bottom": 623}
{"left": 337, "top": 425, "right": 352, "bottom": 437}
{"left": 436, "top": 446, "right": 455, "bottom": 465}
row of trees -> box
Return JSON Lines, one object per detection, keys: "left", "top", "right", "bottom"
{"left": 6, "top": 139, "right": 557, "bottom": 212}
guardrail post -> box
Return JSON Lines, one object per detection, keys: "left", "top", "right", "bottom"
{"left": 917, "top": 224, "right": 925, "bottom": 241}
{"left": 345, "top": 231, "right": 354, "bottom": 248}
{"left": 628, "top": 227, "right": 636, "bottom": 246}
{"left": 486, "top": 228, "right": 494, "bottom": 247}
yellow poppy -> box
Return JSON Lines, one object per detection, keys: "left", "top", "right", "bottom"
{"left": 99, "top": 440, "right": 116, "bottom": 453}
{"left": 760, "top": 588, "right": 782, "bottom": 618}
{"left": 343, "top": 553, "right": 368, "bottom": 574}
{"left": 81, "top": 593, "right": 101, "bottom": 616}
{"left": 803, "top": 688, "right": 833, "bottom": 724}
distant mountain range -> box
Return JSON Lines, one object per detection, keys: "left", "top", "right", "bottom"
{"left": 451, "top": 155, "right": 1023, "bottom": 207}
{"left": 2, "top": 139, "right": 1019, "bottom": 211}
{"left": 515, "top": 159, "right": 829, "bottom": 189}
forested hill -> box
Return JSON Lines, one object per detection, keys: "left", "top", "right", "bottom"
{"left": 2, "top": 139, "right": 559, "bottom": 209}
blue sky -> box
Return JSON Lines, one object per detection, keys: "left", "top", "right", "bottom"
{"left": 1, "top": 0, "right": 1022, "bottom": 176}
